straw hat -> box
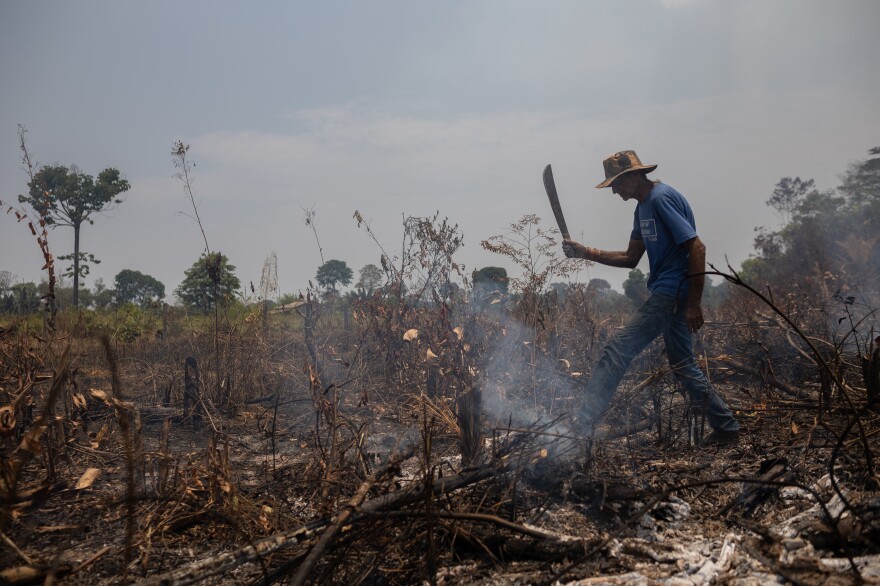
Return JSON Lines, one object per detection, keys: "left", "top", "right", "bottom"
{"left": 595, "top": 150, "right": 657, "bottom": 189}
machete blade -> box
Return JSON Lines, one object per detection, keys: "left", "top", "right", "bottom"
{"left": 543, "top": 164, "right": 570, "bottom": 240}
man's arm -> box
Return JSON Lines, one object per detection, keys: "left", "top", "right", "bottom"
{"left": 683, "top": 236, "right": 706, "bottom": 332}
{"left": 562, "top": 238, "right": 645, "bottom": 269}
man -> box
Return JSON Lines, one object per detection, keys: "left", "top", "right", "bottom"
{"left": 562, "top": 150, "right": 740, "bottom": 445}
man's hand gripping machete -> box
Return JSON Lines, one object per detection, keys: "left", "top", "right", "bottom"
{"left": 543, "top": 164, "right": 570, "bottom": 240}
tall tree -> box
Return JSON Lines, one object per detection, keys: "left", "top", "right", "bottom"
{"left": 114, "top": 269, "right": 165, "bottom": 307}
{"left": 472, "top": 266, "right": 509, "bottom": 293}
{"left": 175, "top": 252, "right": 241, "bottom": 312}
{"left": 741, "top": 147, "right": 880, "bottom": 294}
{"left": 0, "top": 271, "right": 15, "bottom": 297}
{"left": 59, "top": 251, "right": 100, "bottom": 284}
{"left": 766, "top": 176, "right": 815, "bottom": 224}
{"left": 19, "top": 165, "right": 130, "bottom": 306}
{"left": 587, "top": 278, "right": 612, "bottom": 292}
{"left": 472, "top": 266, "right": 508, "bottom": 308}
{"left": 5, "top": 282, "right": 40, "bottom": 314}
{"left": 356, "top": 263, "right": 383, "bottom": 293}
{"left": 316, "top": 259, "right": 353, "bottom": 292}
{"left": 91, "top": 278, "right": 115, "bottom": 310}
{"left": 623, "top": 268, "right": 648, "bottom": 304}
{"left": 839, "top": 146, "right": 880, "bottom": 238}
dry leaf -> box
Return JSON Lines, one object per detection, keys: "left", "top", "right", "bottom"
{"left": 88, "top": 388, "right": 134, "bottom": 411}
{"left": 75, "top": 468, "right": 101, "bottom": 490}
{"left": 559, "top": 359, "right": 571, "bottom": 370}
{"left": 791, "top": 421, "right": 798, "bottom": 434}
{"left": 453, "top": 326, "right": 464, "bottom": 340}
{"left": 259, "top": 514, "right": 272, "bottom": 533}
{"left": 18, "top": 424, "right": 47, "bottom": 455}
{"left": 426, "top": 348, "right": 438, "bottom": 360}
{"left": 306, "top": 364, "right": 319, "bottom": 386}
{"left": 0, "top": 405, "right": 15, "bottom": 435}
{"left": 403, "top": 328, "right": 419, "bottom": 342}
{"left": 89, "top": 388, "right": 110, "bottom": 404}
{"left": 0, "top": 567, "right": 42, "bottom": 584}
{"left": 92, "top": 423, "right": 110, "bottom": 450}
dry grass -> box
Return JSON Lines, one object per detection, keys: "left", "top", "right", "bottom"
{"left": 0, "top": 275, "right": 878, "bottom": 584}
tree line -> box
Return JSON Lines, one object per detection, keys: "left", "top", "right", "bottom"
{"left": 0, "top": 256, "right": 392, "bottom": 315}
{"left": 740, "top": 146, "right": 880, "bottom": 299}
{"left": 6, "top": 144, "right": 876, "bottom": 315}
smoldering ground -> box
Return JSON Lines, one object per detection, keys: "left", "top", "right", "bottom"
{"left": 470, "top": 307, "right": 599, "bottom": 462}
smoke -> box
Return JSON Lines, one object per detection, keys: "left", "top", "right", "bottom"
{"left": 470, "top": 309, "right": 585, "bottom": 457}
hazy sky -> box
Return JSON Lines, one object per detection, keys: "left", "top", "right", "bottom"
{"left": 2, "top": 0, "right": 878, "bottom": 299}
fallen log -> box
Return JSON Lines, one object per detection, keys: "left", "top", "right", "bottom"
{"left": 716, "top": 356, "right": 815, "bottom": 399}
{"left": 289, "top": 446, "right": 416, "bottom": 586}
{"left": 0, "top": 564, "right": 72, "bottom": 584}
{"left": 137, "top": 448, "right": 516, "bottom": 586}
{"left": 137, "top": 519, "right": 331, "bottom": 586}
{"left": 375, "top": 510, "right": 574, "bottom": 542}
{"left": 718, "top": 457, "right": 791, "bottom": 518}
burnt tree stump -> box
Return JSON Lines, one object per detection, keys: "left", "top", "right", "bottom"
{"left": 184, "top": 356, "right": 204, "bottom": 427}
{"left": 862, "top": 337, "right": 880, "bottom": 408}
{"left": 426, "top": 363, "right": 442, "bottom": 399}
{"left": 457, "top": 386, "right": 483, "bottom": 466}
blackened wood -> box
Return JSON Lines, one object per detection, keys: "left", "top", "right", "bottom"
{"left": 861, "top": 344, "right": 880, "bottom": 407}
{"left": 183, "top": 356, "right": 203, "bottom": 426}
{"left": 718, "top": 457, "right": 790, "bottom": 517}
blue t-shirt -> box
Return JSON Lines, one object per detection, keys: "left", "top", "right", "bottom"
{"left": 629, "top": 183, "right": 698, "bottom": 298}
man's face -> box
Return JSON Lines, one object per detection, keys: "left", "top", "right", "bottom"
{"left": 611, "top": 173, "right": 637, "bottom": 200}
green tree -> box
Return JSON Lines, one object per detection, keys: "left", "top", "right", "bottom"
{"left": 0, "top": 271, "right": 15, "bottom": 312}
{"left": 3, "top": 282, "right": 39, "bottom": 314}
{"left": 19, "top": 165, "right": 130, "bottom": 306}
{"left": 0, "top": 271, "right": 15, "bottom": 295}
{"left": 115, "top": 303, "right": 155, "bottom": 343}
{"left": 740, "top": 147, "right": 880, "bottom": 295}
{"left": 356, "top": 263, "right": 383, "bottom": 293}
{"left": 840, "top": 146, "right": 880, "bottom": 207}
{"left": 45, "top": 282, "right": 80, "bottom": 311}
{"left": 58, "top": 251, "right": 100, "bottom": 284}
{"left": 472, "top": 266, "right": 509, "bottom": 307}
{"left": 175, "top": 252, "right": 241, "bottom": 312}
{"left": 766, "top": 176, "right": 815, "bottom": 224}
{"left": 623, "top": 268, "right": 648, "bottom": 304}
{"left": 839, "top": 146, "right": 880, "bottom": 248}
{"left": 702, "top": 277, "right": 730, "bottom": 308}
{"left": 472, "top": 267, "right": 509, "bottom": 293}
{"left": 316, "top": 259, "right": 353, "bottom": 292}
{"left": 549, "top": 281, "right": 569, "bottom": 298}
{"left": 114, "top": 269, "right": 165, "bottom": 307}
{"left": 91, "top": 278, "right": 115, "bottom": 310}
{"left": 587, "top": 278, "right": 612, "bottom": 293}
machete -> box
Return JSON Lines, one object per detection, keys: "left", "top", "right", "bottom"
{"left": 543, "top": 164, "right": 570, "bottom": 240}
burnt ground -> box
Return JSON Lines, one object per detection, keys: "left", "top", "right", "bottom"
{"left": 3, "top": 363, "right": 880, "bottom": 586}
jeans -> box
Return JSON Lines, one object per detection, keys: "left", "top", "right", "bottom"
{"left": 579, "top": 293, "right": 740, "bottom": 433}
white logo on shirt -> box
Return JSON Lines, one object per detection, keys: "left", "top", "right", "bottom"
{"left": 640, "top": 219, "right": 657, "bottom": 242}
